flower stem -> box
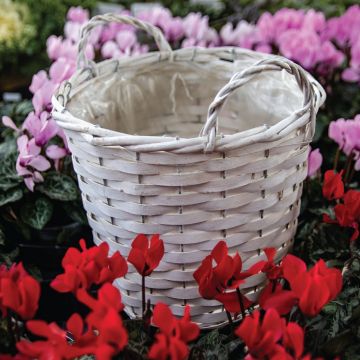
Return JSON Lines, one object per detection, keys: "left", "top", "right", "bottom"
{"left": 6, "top": 312, "right": 15, "bottom": 349}
{"left": 14, "top": 314, "right": 20, "bottom": 342}
{"left": 226, "top": 310, "right": 233, "bottom": 326}
{"left": 333, "top": 148, "right": 340, "bottom": 170}
{"left": 236, "top": 288, "right": 246, "bottom": 320}
{"left": 272, "top": 280, "right": 277, "bottom": 293}
{"left": 343, "top": 152, "right": 354, "bottom": 185}
{"left": 142, "top": 275, "right": 146, "bottom": 317}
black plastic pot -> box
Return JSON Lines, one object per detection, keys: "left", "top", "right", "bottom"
{"left": 17, "top": 222, "right": 93, "bottom": 323}
{"left": 35, "top": 280, "right": 91, "bottom": 323}
{"left": 18, "top": 222, "right": 93, "bottom": 272}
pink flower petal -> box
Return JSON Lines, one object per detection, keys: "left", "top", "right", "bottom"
{"left": 28, "top": 156, "right": 51, "bottom": 172}
{"left": 307, "top": 148, "right": 323, "bottom": 177}
{"left": 46, "top": 145, "right": 67, "bottom": 160}
{"left": 2, "top": 116, "right": 19, "bottom": 132}
{"left": 24, "top": 177, "right": 35, "bottom": 192}
{"left": 29, "top": 70, "right": 48, "bottom": 94}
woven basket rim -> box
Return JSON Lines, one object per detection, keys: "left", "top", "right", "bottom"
{"left": 52, "top": 47, "right": 325, "bottom": 153}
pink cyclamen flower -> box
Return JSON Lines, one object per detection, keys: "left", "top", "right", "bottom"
{"left": 101, "top": 41, "right": 122, "bottom": 59}
{"left": 29, "top": 70, "right": 48, "bottom": 94}
{"left": 163, "top": 17, "right": 184, "bottom": 42}
{"left": 99, "top": 10, "right": 133, "bottom": 43}
{"left": 316, "top": 41, "right": 344, "bottom": 75}
{"left": 31, "top": 79, "right": 58, "bottom": 115}
{"left": 326, "top": 5, "right": 360, "bottom": 47}
{"left": 307, "top": 148, "right": 323, "bottom": 177}
{"left": 49, "top": 58, "right": 76, "bottom": 84}
{"left": 302, "top": 9, "right": 326, "bottom": 33}
{"left": 115, "top": 30, "right": 137, "bottom": 51}
{"left": 342, "top": 38, "right": 360, "bottom": 83}
{"left": 328, "top": 116, "right": 360, "bottom": 156}
{"left": 138, "top": 6, "right": 172, "bottom": 27}
{"left": 278, "top": 29, "right": 320, "bottom": 70}
{"left": 22, "top": 112, "right": 59, "bottom": 147}
{"left": 64, "top": 21, "right": 83, "bottom": 43}
{"left": 16, "top": 135, "right": 50, "bottom": 191}
{"left": 46, "top": 36, "right": 77, "bottom": 61}
{"left": 257, "top": 9, "right": 305, "bottom": 44}
{"left": 67, "top": 6, "right": 89, "bottom": 23}
{"left": 183, "top": 13, "right": 211, "bottom": 43}
{"left": 220, "top": 21, "right": 256, "bottom": 47}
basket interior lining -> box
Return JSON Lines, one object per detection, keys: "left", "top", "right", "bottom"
{"left": 67, "top": 59, "right": 303, "bottom": 139}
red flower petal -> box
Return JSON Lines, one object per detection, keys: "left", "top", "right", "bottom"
{"left": 66, "top": 313, "right": 84, "bottom": 339}
{"left": 152, "top": 303, "right": 174, "bottom": 336}
{"left": 322, "top": 170, "right": 344, "bottom": 200}
{"left": 128, "top": 247, "right": 147, "bottom": 275}
{"left": 131, "top": 234, "right": 149, "bottom": 251}
{"left": 283, "top": 322, "right": 304, "bottom": 358}
{"left": 211, "top": 240, "right": 228, "bottom": 264}
{"left": 215, "top": 291, "right": 252, "bottom": 313}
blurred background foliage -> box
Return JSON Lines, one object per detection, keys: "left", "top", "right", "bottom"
{"left": 0, "top": 0, "right": 356, "bottom": 92}
{"left": 0, "top": 0, "right": 98, "bottom": 91}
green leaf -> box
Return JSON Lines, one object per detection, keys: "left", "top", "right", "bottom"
{"left": 56, "top": 222, "right": 83, "bottom": 245}
{"left": 0, "top": 247, "right": 19, "bottom": 267}
{"left": 123, "top": 319, "right": 151, "bottom": 357}
{"left": 192, "top": 329, "right": 228, "bottom": 360}
{"left": 61, "top": 201, "right": 88, "bottom": 225}
{"left": 0, "top": 139, "right": 17, "bottom": 156}
{"left": 37, "top": 172, "right": 78, "bottom": 201}
{"left": 0, "top": 150, "right": 22, "bottom": 190}
{"left": 0, "top": 227, "right": 4, "bottom": 246}
{"left": 0, "top": 175, "right": 23, "bottom": 191}
{"left": 15, "top": 100, "right": 33, "bottom": 117}
{"left": 21, "top": 197, "right": 53, "bottom": 230}
{"left": 0, "top": 188, "right": 23, "bottom": 207}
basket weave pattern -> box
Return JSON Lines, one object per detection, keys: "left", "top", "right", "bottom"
{"left": 52, "top": 14, "right": 325, "bottom": 328}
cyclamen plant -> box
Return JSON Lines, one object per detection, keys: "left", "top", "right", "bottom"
{"left": 0, "top": 234, "right": 343, "bottom": 360}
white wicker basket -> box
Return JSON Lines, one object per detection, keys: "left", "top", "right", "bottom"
{"left": 52, "top": 14, "right": 326, "bottom": 328}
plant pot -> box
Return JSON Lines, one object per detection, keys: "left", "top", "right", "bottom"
{"left": 35, "top": 279, "right": 91, "bottom": 323}
{"left": 17, "top": 223, "right": 93, "bottom": 323}
{"left": 18, "top": 222, "right": 93, "bottom": 273}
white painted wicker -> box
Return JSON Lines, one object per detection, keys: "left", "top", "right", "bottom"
{"left": 52, "top": 14, "right": 326, "bottom": 328}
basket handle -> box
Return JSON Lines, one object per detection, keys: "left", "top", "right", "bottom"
{"left": 200, "top": 58, "right": 316, "bottom": 152}
{"left": 77, "top": 13, "right": 172, "bottom": 69}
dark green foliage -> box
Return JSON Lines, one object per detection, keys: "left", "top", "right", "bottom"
{"left": 20, "top": 196, "right": 54, "bottom": 230}
{"left": 38, "top": 172, "right": 79, "bottom": 202}
{"left": 0, "top": 188, "right": 23, "bottom": 208}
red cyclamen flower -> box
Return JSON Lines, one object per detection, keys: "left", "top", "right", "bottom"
{"left": 17, "top": 320, "right": 68, "bottom": 359}
{"left": 19, "top": 284, "right": 128, "bottom": 360}
{"left": 236, "top": 309, "right": 316, "bottom": 360}
{"left": 128, "top": 234, "right": 164, "bottom": 276}
{"left": 260, "top": 255, "right": 342, "bottom": 317}
{"left": 76, "top": 283, "right": 128, "bottom": 359}
{"left": 0, "top": 263, "right": 40, "bottom": 320}
{"left": 235, "top": 309, "right": 284, "bottom": 359}
{"left": 51, "top": 239, "right": 128, "bottom": 293}
{"left": 17, "top": 314, "right": 106, "bottom": 360}
{"left": 148, "top": 303, "right": 199, "bottom": 360}
{"left": 322, "top": 170, "right": 344, "bottom": 200}
{"left": 282, "top": 322, "right": 306, "bottom": 359}
{"left": 261, "top": 248, "right": 282, "bottom": 280}
{"left": 193, "top": 240, "right": 264, "bottom": 312}
{"left": 324, "top": 189, "right": 360, "bottom": 241}
{"left": 259, "top": 281, "right": 298, "bottom": 316}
